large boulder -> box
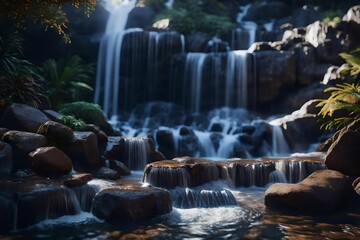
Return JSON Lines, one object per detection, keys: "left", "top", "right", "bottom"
{"left": 242, "top": 1, "right": 290, "bottom": 21}
{"left": 0, "top": 103, "right": 49, "bottom": 133}
{"left": 255, "top": 51, "right": 296, "bottom": 103}
{"left": 28, "top": 147, "right": 73, "bottom": 176}
{"left": 2, "top": 131, "right": 47, "bottom": 170}
{"left": 63, "top": 131, "right": 103, "bottom": 171}
{"left": 156, "top": 130, "right": 176, "bottom": 159}
{"left": 325, "top": 119, "right": 360, "bottom": 176}
{"left": 37, "top": 121, "right": 74, "bottom": 147}
{"left": 125, "top": 6, "right": 155, "bottom": 29}
{"left": 85, "top": 124, "right": 108, "bottom": 154}
{"left": 265, "top": 170, "right": 353, "bottom": 213}
{"left": 0, "top": 141, "right": 12, "bottom": 176}
{"left": 291, "top": 5, "right": 321, "bottom": 28}
{"left": 92, "top": 182, "right": 172, "bottom": 222}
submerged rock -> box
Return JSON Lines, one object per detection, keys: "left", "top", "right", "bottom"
{"left": 92, "top": 181, "right": 172, "bottom": 222}
{"left": 94, "top": 167, "right": 121, "bottom": 180}
{"left": 264, "top": 169, "right": 353, "bottom": 213}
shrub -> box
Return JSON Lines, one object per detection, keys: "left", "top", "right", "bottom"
{"left": 59, "top": 101, "right": 113, "bottom": 134}
{"left": 59, "top": 115, "right": 87, "bottom": 131}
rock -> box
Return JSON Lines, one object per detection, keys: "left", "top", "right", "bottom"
{"left": 343, "top": 5, "right": 360, "bottom": 24}
{"left": 92, "top": 182, "right": 172, "bottom": 222}
{"left": 0, "top": 103, "right": 49, "bottom": 133}
{"left": 63, "top": 132, "right": 103, "bottom": 171}
{"left": 104, "top": 136, "right": 125, "bottom": 161}
{"left": 291, "top": 5, "right": 321, "bottom": 28}
{"left": 28, "top": 147, "right": 73, "bottom": 176}
{"left": 109, "top": 159, "right": 131, "bottom": 176}
{"left": 42, "top": 109, "right": 62, "bottom": 121}
{"left": 0, "top": 128, "right": 8, "bottom": 139}
{"left": 85, "top": 124, "right": 108, "bottom": 154}
{"left": 325, "top": 119, "right": 360, "bottom": 176}
{"left": 185, "top": 32, "right": 210, "bottom": 52}
{"left": 243, "top": 1, "right": 290, "bottom": 21}
{"left": 265, "top": 170, "right": 353, "bottom": 213}
{"left": 2, "top": 131, "right": 47, "bottom": 170}
{"left": 248, "top": 42, "right": 275, "bottom": 52}
{"left": 37, "top": 121, "right": 74, "bottom": 147}
{"left": 0, "top": 141, "right": 12, "bottom": 176}
{"left": 156, "top": 129, "right": 176, "bottom": 159}
{"left": 294, "top": 44, "right": 330, "bottom": 85}
{"left": 270, "top": 109, "right": 323, "bottom": 152}
{"left": 94, "top": 167, "right": 121, "bottom": 180}
{"left": 353, "top": 177, "right": 360, "bottom": 195}
{"left": 126, "top": 7, "right": 155, "bottom": 29}
{"left": 63, "top": 173, "right": 93, "bottom": 187}
{"left": 255, "top": 51, "right": 296, "bottom": 103}
{"left": 154, "top": 151, "right": 166, "bottom": 161}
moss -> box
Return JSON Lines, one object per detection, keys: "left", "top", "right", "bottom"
{"left": 59, "top": 101, "right": 113, "bottom": 134}
{"left": 58, "top": 115, "right": 87, "bottom": 131}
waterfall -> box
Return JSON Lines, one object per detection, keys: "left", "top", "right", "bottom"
{"left": 94, "top": 0, "right": 137, "bottom": 117}
{"left": 123, "top": 137, "right": 151, "bottom": 170}
{"left": 270, "top": 124, "right": 291, "bottom": 156}
{"left": 165, "top": 0, "right": 175, "bottom": 9}
{"left": 184, "top": 53, "right": 207, "bottom": 113}
{"left": 226, "top": 51, "right": 249, "bottom": 108}
{"left": 231, "top": 23, "right": 258, "bottom": 50}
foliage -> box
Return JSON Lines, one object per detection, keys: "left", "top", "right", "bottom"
{"left": 155, "top": 2, "right": 235, "bottom": 37}
{"left": 317, "top": 83, "right": 360, "bottom": 130}
{"left": 339, "top": 48, "right": 360, "bottom": 76}
{"left": 0, "top": 75, "right": 44, "bottom": 108}
{"left": 0, "top": 33, "right": 44, "bottom": 108}
{"left": 0, "top": 0, "right": 97, "bottom": 43}
{"left": 322, "top": 10, "right": 342, "bottom": 27}
{"left": 42, "top": 55, "right": 94, "bottom": 109}
{"left": 59, "top": 101, "right": 113, "bottom": 134}
{"left": 59, "top": 115, "right": 87, "bottom": 131}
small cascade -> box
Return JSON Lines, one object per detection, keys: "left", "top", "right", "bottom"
{"left": 271, "top": 124, "right": 291, "bottom": 156}
{"left": 184, "top": 53, "right": 207, "bottom": 113}
{"left": 170, "top": 181, "right": 237, "bottom": 208}
{"left": 231, "top": 23, "right": 258, "bottom": 50}
{"left": 217, "top": 135, "right": 239, "bottom": 159}
{"left": 275, "top": 160, "right": 326, "bottom": 183}
{"left": 143, "top": 166, "right": 190, "bottom": 189}
{"left": 123, "top": 137, "right": 151, "bottom": 170}
{"left": 194, "top": 131, "right": 216, "bottom": 157}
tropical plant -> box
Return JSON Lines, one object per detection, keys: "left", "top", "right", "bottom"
{"left": 42, "top": 55, "right": 94, "bottom": 109}
{"left": 0, "top": 33, "right": 44, "bottom": 108}
{"left": 59, "top": 101, "right": 113, "bottom": 134}
{"left": 322, "top": 10, "right": 342, "bottom": 27}
{"left": 0, "top": 75, "right": 44, "bottom": 108}
{"left": 0, "top": 0, "right": 97, "bottom": 43}
{"left": 316, "top": 47, "right": 360, "bottom": 130}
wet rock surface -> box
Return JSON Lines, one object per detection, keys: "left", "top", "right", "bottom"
{"left": 265, "top": 169, "right": 353, "bottom": 213}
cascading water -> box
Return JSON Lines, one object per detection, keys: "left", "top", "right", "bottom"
{"left": 123, "top": 137, "right": 151, "bottom": 170}
{"left": 270, "top": 124, "right": 291, "bottom": 156}
{"left": 184, "top": 53, "right": 207, "bottom": 113}
{"left": 94, "top": 0, "right": 137, "bottom": 117}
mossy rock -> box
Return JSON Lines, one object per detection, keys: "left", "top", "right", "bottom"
{"left": 59, "top": 102, "right": 114, "bottom": 135}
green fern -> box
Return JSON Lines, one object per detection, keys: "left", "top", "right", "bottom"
{"left": 317, "top": 83, "right": 360, "bottom": 130}
{"left": 339, "top": 48, "right": 360, "bottom": 76}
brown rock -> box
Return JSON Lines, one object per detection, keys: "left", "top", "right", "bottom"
{"left": 63, "top": 131, "right": 103, "bottom": 171}
{"left": 85, "top": 124, "right": 108, "bottom": 154}
{"left": 265, "top": 170, "right": 353, "bottom": 213}
{"left": 2, "top": 131, "right": 47, "bottom": 170}
{"left": 109, "top": 159, "right": 131, "bottom": 176}
{"left": 63, "top": 173, "right": 93, "bottom": 187}
{"left": 0, "top": 103, "right": 49, "bottom": 133}
{"left": 28, "top": 147, "right": 73, "bottom": 176}
{"left": 94, "top": 167, "right": 121, "bottom": 180}
{"left": 37, "top": 121, "right": 74, "bottom": 146}
{"left": 92, "top": 182, "right": 172, "bottom": 222}
{"left": 325, "top": 119, "right": 360, "bottom": 176}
